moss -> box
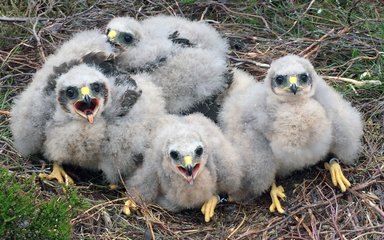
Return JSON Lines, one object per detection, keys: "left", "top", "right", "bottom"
{"left": 0, "top": 167, "right": 87, "bottom": 239}
{"left": 0, "top": 0, "right": 97, "bottom": 18}
{"left": 180, "top": 0, "right": 196, "bottom": 5}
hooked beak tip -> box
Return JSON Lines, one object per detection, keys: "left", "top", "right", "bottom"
{"left": 290, "top": 84, "right": 298, "bottom": 95}
{"left": 186, "top": 165, "right": 193, "bottom": 176}
{"left": 83, "top": 95, "right": 92, "bottom": 106}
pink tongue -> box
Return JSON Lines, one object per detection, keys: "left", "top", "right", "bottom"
{"left": 86, "top": 114, "right": 94, "bottom": 124}
{"left": 187, "top": 176, "right": 194, "bottom": 185}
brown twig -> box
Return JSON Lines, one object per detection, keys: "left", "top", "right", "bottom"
{"left": 210, "top": 1, "right": 280, "bottom": 38}
{"left": 349, "top": 189, "right": 384, "bottom": 222}
{"left": 226, "top": 212, "right": 247, "bottom": 239}
{"left": 299, "top": 28, "right": 335, "bottom": 58}
{"left": 228, "top": 56, "right": 270, "bottom": 68}
{"left": 236, "top": 177, "right": 381, "bottom": 239}
{"left": 323, "top": 76, "right": 382, "bottom": 86}
{"left": 0, "top": 16, "right": 49, "bottom": 22}
{"left": 318, "top": 187, "right": 345, "bottom": 240}
{"left": 350, "top": 231, "right": 384, "bottom": 240}
{"left": 32, "top": 17, "right": 46, "bottom": 62}
{"left": 293, "top": 214, "right": 315, "bottom": 240}
{"left": 70, "top": 197, "right": 127, "bottom": 225}
{"left": 281, "top": 0, "right": 317, "bottom": 36}
{"left": 1, "top": 1, "right": 383, "bottom": 239}
{"left": 0, "top": 110, "right": 10, "bottom": 115}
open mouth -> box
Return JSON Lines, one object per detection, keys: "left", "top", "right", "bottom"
{"left": 74, "top": 98, "right": 100, "bottom": 123}
{"left": 107, "top": 39, "right": 124, "bottom": 49}
{"left": 177, "top": 163, "right": 201, "bottom": 185}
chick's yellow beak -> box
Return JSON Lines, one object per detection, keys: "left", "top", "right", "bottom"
{"left": 107, "top": 30, "right": 117, "bottom": 41}
{"left": 288, "top": 75, "right": 298, "bottom": 84}
{"left": 183, "top": 155, "right": 193, "bottom": 177}
{"left": 175, "top": 155, "right": 201, "bottom": 185}
{"left": 74, "top": 86, "right": 100, "bottom": 124}
{"left": 80, "top": 86, "right": 90, "bottom": 96}
{"left": 183, "top": 155, "right": 193, "bottom": 166}
{"left": 288, "top": 76, "right": 298, "bottom": 94}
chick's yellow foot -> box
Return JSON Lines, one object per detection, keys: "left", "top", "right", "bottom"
{"left": 109, "top": 184, "right": 118, "bottom": 190}
{"left": 269, "top": 183, "right": 286, "bottom": 214}
{"left": 324, "top": 159, "right": 351, "bottom": 192}
{"left": 201, "top": 196, "right": 219, "bottom": 222}
{"left": 123, "top": 199, "right": 137, "bottom": 216}
{"left": 39, "top": 163, "right": 74, "bottom": 185}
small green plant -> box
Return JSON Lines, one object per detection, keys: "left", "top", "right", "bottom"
{"left": 180, "top": 0, "right": 196, "bottom": 5}
{"left": 351, "top": 48, "right": 361, "bottom": 58}
{"left": 0, "top": 167, "right": 87, "bottom": 239}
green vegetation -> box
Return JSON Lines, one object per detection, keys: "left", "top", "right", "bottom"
{"left": 0, "top": 0, "right": 97, "bottom": 49}
{"left": 0, "top": 0, "right": 96, "bottom": 18}
{"left": 180, "top": 0, "right": 196, "bottom": 5}
{"left": 0, "top": 0, "right": 382, "bottom": 239}
{"left": 0, "top": 167, "right": 87, "bottom": 239}
{"left": 233, "top": 0, "right": 383, "bottom": 97}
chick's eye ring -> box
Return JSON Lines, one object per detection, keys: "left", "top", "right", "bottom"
{"left": 299, "top": 74, "right": 309, "bottom": 83}
{"left": 66, "top": 87, "right": 78, "bottom": 99}
{"left": 122, "top": 33, "right": 134, "bottom": 44}
{"left": 275, "top": 75, "right": 285, "bottom": 85}
{"left": 195, "top": 146, "right": 203, "bottom": 156}
{"left": 92, "top": 83, "right": 101, "bottom": 93}
{"left": 170, "top": 150, "right": 179, "bottom": 160}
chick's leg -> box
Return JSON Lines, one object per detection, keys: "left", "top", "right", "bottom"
{"left": 123, "top": 199, "right": 138, "bottom": 216}
{"left": 269, "top": 182, "right": 286, "bottom": 214}
{"left": 201, "top": 195, "right": 219, "bottom": 222}
{"left": 324, "top": 158, "right": 351, "bottom": 192}
{"left": 39, "top": 163, "right": 74, "bottom": 185}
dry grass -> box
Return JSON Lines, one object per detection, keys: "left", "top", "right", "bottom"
{"left": 0, "top": 0, "right": 383, "bottom": 239}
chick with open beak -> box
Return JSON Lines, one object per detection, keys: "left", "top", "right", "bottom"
{"left": 124, "top": 113, "right": 244, "bottom": 222}
{"left": 40, "top": 64, "right": 111, "bottom": 185}
{"left": 58, "top": 79, "right": 108, "bottom": 124}
{"left": 74, "top": 86, "right": 100, "bottom": 123}
{"left": 170, "top": 144, "right": 203, "bottom": 185}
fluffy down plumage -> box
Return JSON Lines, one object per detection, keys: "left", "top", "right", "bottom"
{"left": 106, "top": 15, "right": 230, "bottom": 116}
{"left": 99, "top": 78, "right": 167, "bottom": 184}
{"left": 43, "top": 64, "right": 110, "bottom": 169}
{"left": 10, "top": 30, "right": 113, "bottom": 156}
{"left": 43, "top": 62, "right": 141, "bottom": 171}
{"left": 219, "top": 55, "right": 362, "bottom": 200}
{"left": 126, "top": 113, "right": 243, "bottom": 212}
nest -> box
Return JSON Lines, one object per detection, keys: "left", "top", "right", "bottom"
{"left": 0, "top": 1, "right": 383, "bottom": 239}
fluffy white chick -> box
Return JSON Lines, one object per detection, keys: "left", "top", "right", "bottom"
{"left": 10, "top": 29, "right": 113, "bottom": 157}
{"left": 105, "top": 15, "right": 230, "bottom": 116}
{"left": 41, "top": 64, "right": 111, "bottom": 184}
{"left": 124, "top": 113, "right": 243, "bottom": 222}
{"left": 219, "top": 55, "right": 362, "bottom": 213}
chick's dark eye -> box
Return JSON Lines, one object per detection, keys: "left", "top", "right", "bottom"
{"left": 299, "top": 74, "right": 309, "bottom": 83}
{"left": 275, "top": 75, "right": 285, "bottom": 85}
{"left": 170, "top": 150, "right": 179, "bottom": 160}
{"left": 106, "top": 29, "right": 110, "bottom": 35}
{"left": 122, "top": 33, "right": 133, "bottom": 44}
{"left": 195, "top": 146, "right": 203, "bottom": 157}
{"left": 66, "top": 87, "right": 78, "bottom": 99}
{"left": 92, "top": 83, "right": 101, "bottom": 93}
